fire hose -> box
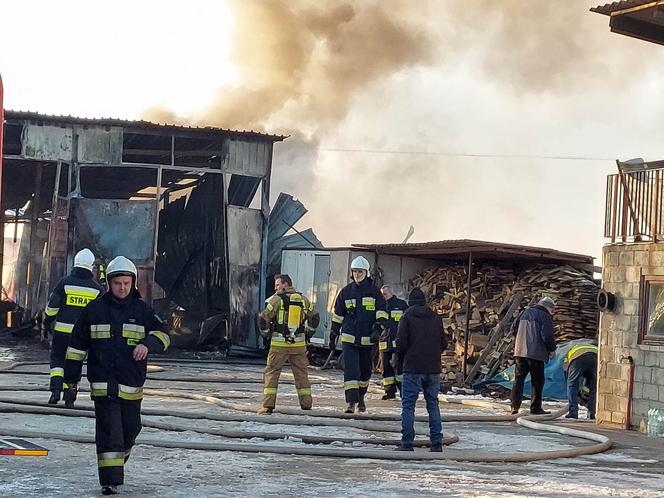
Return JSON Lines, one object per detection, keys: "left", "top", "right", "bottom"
{"left": 0, "top": 362, "right": 612, "bottom": 461}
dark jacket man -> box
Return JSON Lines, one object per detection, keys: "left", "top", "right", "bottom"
{"left": 396, "top": 289, "right": 448, "bottom": 374}
{"left": 395, "top": 287, "right": 447, "bottom": 452}
{"left": 510, "top": 296, "right": 557, "bottom": 416}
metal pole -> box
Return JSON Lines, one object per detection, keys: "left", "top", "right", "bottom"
{"left": 462, "top": 251, "right": 473, "bottom": 384}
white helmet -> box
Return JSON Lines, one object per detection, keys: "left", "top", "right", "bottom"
{"left": 350, "top": 256, "right": 371, "bottom": 272}
{"left": 106, "top": 256, "right": 137, "bottom": 284}
{"left": 73, "top": 248, "right": 95, "bottom": 271}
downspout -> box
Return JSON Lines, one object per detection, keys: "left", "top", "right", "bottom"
{"left": 623, "top": 355, "right": 635, "bottom": 430}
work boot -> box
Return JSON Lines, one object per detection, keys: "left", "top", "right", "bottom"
{"left": 530, "top": 409, "right": 550, "bottom": 415}
{"left": 430, "top": 443, "right": 443, "bottom": 453}
{"left": 589, "top": 413, "right": 596, "bottom": 420}
{"left": 63, "top": 389, "right": 76, "bottom": 409}
{"left": 257, "top": 406, "right": 273, "bottom": 415}
{"left": 395, "top": 444, "right": 414, "bottom": 452}
{"left": 357, "top": 400, "right": 366, "bottom": 413}
{"left": 101, "top": 485, "right": 118, "bottom": 495}
{"left": 300, "top": 406, "right": 312, "bottom": 411}
{"left": 48, "top": 390, "right": 61, "bottom": 405}
{"left": 381, "top": 392, "right": 396, "bottom": 400}
{"left": 345, "top": 403, "right": 356, "bottom": 414}
{"left": 565, "top": 413, "right": 578, "bottom": 419}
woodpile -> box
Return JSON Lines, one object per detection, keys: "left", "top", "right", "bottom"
{"left": 410, "top": 263, "right": 600, "bottom": 387}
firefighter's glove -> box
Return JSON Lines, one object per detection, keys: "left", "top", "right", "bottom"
{"left": 370, "top": 322, "right": 384, "bottom": 344}
{"left": 328, "top": 330, "right": 339, "bottom": 351}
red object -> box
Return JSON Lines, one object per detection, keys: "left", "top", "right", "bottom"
{"left": 0, "top": 73, "right": 3, "bottom": 216}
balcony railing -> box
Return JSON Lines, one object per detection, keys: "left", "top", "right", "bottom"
{"left": 605, "top": 168, "right": 664, "bottom": 243}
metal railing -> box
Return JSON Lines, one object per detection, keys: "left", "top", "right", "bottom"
{"left": 605, "top": 168, "right": 664, "bottom": 243}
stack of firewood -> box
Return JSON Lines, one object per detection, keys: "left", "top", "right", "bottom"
{"left": 409, "top": 263, "right": 599, "bottom": 385}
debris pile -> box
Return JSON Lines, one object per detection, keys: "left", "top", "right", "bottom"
{"left": 410, "top": 263, "right": 599, "bottom": 386}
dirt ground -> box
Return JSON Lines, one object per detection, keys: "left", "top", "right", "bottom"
{"left": 1, "top": 337, "right": 663, "bottom": 498}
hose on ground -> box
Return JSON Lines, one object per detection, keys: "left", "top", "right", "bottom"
{"left": 0, "top": 401, "right": 457, "bottom": 447}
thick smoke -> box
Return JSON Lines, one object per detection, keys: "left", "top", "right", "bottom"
{"left": 142, "top": 1, "right": 659, "bottom": 258}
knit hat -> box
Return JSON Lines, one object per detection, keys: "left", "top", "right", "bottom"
{"left": 538, "top": 296, "right": 556, "bottom": 311}
{"left": 408, "top": 287, "right": 426, "bottom": 307}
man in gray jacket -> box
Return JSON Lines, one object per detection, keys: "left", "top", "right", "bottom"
{"left": 510, "top": 297, "right": 557, "bottom": 415}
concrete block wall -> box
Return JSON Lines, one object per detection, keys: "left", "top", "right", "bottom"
{"left": 599, "top": 243, "right": 664, "bottom": 429}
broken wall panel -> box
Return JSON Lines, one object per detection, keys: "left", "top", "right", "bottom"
{"left": 21, "top": 124, "right": 73, "bottom": 161}
{"left": 227, "top": 206, "right": 263, "bottom": 348}
{"left": 222, "top": 139, "right": 272, "bottom": 177}
{"left": 71, "top": 197, "right": 157, "bottom": 300}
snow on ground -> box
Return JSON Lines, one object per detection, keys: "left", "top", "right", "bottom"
{"left": 1, "top": 356, "right": 664, "bottom": 497}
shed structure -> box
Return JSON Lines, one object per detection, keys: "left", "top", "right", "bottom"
{"left": 1, "top": 110, "right": 285, "bottom": 351}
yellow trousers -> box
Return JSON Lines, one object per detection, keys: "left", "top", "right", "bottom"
{"left": 262, "top": 345, "right": 312, "bottom": 409}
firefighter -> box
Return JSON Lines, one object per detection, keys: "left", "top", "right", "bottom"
{"left": 257, "top": 274, "right": 319, "bottom": 414}
{"left": 63, "top": 256, "right": 170, "bottom": 495}
{"left": 564, "top": 343, "right": 598, "bottom": 420}
{"left": 43, "top": 248, "right": 102, "bottom": 407}
{"left": 329, "top": 256, "right": 388, "bottom": 413}
{"left": 379, "top": 285, "right": 408, "bottom": 400}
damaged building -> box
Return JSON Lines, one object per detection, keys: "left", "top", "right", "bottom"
{"left": 1, "top": 111, "right": 286, "bottom": 351}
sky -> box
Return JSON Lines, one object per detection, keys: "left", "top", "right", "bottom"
{"left": 2, "top": 1, "right": 664, "bottom": 262}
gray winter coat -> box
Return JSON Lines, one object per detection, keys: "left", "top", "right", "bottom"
{"left": 512, "top": 304, "right": 556, "bottom": 362}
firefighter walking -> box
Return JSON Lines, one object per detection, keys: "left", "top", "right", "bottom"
{"left": 43, "top": 248, "right": 102, "bottom": 407}
{"left": 64, "top": 256, "right": 170, "bottom": 495}
{"left": 379, "top": 285, "right": 408, "bottom": 399}
{"left": 258, "top": 274, "right": 319, "bottom": 414}
{"left": 329, "top": 256, "right": 388, "bottom": 413}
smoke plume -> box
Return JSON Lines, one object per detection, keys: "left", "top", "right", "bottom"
{"left": 142, "top": 1, "right": 661, "bottom": 259}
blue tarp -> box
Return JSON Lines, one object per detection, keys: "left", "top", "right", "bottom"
{"left": 475, "top": 340, "right": 597, "bottom": 400}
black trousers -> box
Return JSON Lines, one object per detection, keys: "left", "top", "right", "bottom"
{"left": 94, "top": 398, "right": 142, "bottom": 486}
{"left": 510, "top": 357, "right": 545, "bottom": 412}
{"left": 381, "top": 351, "right": 401, "bottom": 396}
{"left": 342, "top": 343, "right": 373, "bottom": 403}
{"left": 49, "top": 332, "right": 70, "bottom": 391}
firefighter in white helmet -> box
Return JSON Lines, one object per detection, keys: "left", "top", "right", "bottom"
{"left": 329, "top": 256, "right": 388, "bottom": 413}
{"left": 64, "top": 256, "right": 170, "bottom": 495}
{"left": 43, "top": 248, "right": 102, "bottom": 406}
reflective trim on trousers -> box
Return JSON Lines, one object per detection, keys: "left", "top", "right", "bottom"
{"left": 118, "top": 384, "right": 143, "bottom": 401}
{"left": 91, "top": 382, "right": 109, "bottom": 397}
{"left": 50, "top": 367, "right": 64, "bottom": 378}
{"left": 344, "top": 380, "right": 359, "bottom": 391}
{"left": 383, "top": 376, "right": 396, "bottom": 386}
{"left": 65, "top": 346, "right": 86, "bottom": 361}
{"left": 97, "top": 452, "right": 125, "bottom": 468}
{"left": 263, "top": 387, "right": 278, "bottom": 395}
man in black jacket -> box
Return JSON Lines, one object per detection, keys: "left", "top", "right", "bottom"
{"left": 64, "top": 256, "right": 170, "bottom": 495}
{"left": 395, "top": 288, "right": 448, "bottom": 452}
{"left": 510, "top": 296, "right": 557, "bottom": 415}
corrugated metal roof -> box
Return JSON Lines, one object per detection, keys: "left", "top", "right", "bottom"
{"left": 4, "top": 110, "right": 286, "bottom": 142}
{"left": 352, "top": 239, "right": 595, "bottom": 265}
{"left": 591, "top": 1, "right": 661, "bottom": 15}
